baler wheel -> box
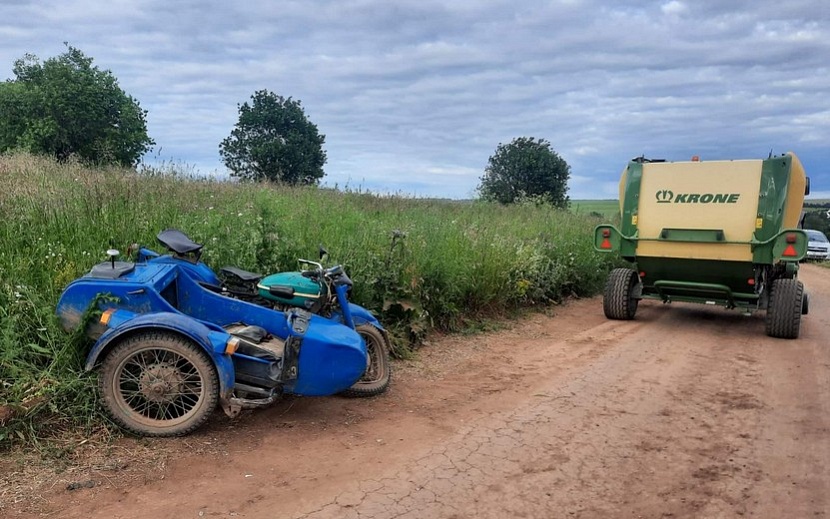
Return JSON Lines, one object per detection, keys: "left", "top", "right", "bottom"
{"left": 603, "top": 268, "right": 640, "bottom": 320}
{"left": 765, "top": 278, "right": 804, "bottom": 339}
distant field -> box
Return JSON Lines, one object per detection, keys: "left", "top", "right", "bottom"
{"left": 570, "top": 199, "right": 619, "bottom": 218}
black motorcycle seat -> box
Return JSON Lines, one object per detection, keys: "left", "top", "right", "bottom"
{"left": 229, "top": 324, "right": 269, "bottom": 344}
{"left": 89, "top": 261, "right": 135, "bottom": 279}
{"left": 221, "top": 266, "right": 262, "bottom": 282}
{"left": 157, "top": 229, "right": 203, "bottom": 255}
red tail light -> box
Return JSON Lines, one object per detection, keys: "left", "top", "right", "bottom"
{"left": 599, "top": 228, "right": 612, "bottom": 249}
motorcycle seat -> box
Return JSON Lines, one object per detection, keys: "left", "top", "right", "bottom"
{"left": 157, "top": 229, "right": 203, "bottom": 255}
{"left": 89, "top": 261, "right": 135, "bottom": 279}
{"left": 221, "top": 266, "right": 262, "bottom": 283}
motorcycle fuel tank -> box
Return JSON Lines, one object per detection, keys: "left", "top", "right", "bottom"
{"left": 257, "top": 271, "right": 322, "bottom": 308}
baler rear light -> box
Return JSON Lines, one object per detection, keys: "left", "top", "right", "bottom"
{"left": 599, "top": 228, "right": 612, "bottom": 249}
{"left": 786, "top": 233, "right": 797, "bottom": 244}
{"left": 748, "top": 278, "right": 755, "bottom": 286}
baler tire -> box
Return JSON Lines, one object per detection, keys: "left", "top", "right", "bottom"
{"left": 603, "top": 268, "right": 639, "bottom": 320}
{"left": 765, "top": 278, "right": 804, "bottom": 339}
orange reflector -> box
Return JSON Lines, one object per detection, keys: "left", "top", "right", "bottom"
{"left": 786, "top": 233, "right": 797, "bottom": 244}
{"left": 100, "top": 308, "right": 116, "bottom": 325}
{"left": 748, "top": 278, "right": 755, "bottom": 286}
{"left": 225, "top": 337, "right": 240, "bottom": 355}
{"left": 782, "top": 244, "right": 797, "bottom": 257}
{"left": 602, "top": 229, "right": 611, "bottom": 238}
{"left": 600, "top": 238, "right": 611, "bottom": 249}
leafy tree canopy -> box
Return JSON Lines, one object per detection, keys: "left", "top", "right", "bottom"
{"left": 803, "top": 210, "right": 830, "bottom": 236}
{"left": 478, "top": 137, "right": 570, "bottom": 208}
{"left": 219, "top": 90, "right": 327, "bottom": 184}
{"left": 0, "top": 44, "right": 154, "bottom": 166}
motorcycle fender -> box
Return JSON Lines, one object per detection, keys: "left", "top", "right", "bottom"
{"left": 340, "top": 303, "right": 384, "bottom": 329}
{"left": 85, "top": 311, "right": 236, "bottom": 402}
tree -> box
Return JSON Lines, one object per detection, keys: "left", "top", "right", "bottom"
{"left": 219, "top": 90, "right": 326, "bottom": 184}
{"left": 478, "top": 137, "right": 570, "bottom": 207}
{"left": 0, "top": 45, "right": 154, "bottom": 166}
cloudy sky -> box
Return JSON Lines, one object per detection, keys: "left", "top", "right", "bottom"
{"left": 2, "top": 0, "right": 828, "bottom": 199}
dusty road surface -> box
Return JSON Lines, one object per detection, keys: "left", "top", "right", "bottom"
{"left": 5, "top": 264, "right": 830, "bottom": 518}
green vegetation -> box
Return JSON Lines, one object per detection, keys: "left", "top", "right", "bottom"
{"left": 0, "top": 152, "right": 616, "bottom": 447}
{"left": 0, "top": 45, "right": 153, "bottom": 167}
{"left": 802, "top": 201, "right": 830, "bottom": 235}
{"left": 220, "top": 90, "right": 326, "bottom": 184}
{"left": 478, "top": 137, "right": 570, "bottom": 207}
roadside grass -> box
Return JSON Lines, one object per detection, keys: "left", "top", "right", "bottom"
{"left": 0, "top": 152, "right": 618, "bottom": 448}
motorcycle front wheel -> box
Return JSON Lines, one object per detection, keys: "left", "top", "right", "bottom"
{"left": 340, "top": 324, "right": 391, "bottom": 397}
{"left": 98, "top": 331, "right": 219, "bottom": 436}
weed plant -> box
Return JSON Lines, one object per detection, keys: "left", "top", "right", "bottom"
{"left": 0, "top": 153, "right": 617, "bottom": 447}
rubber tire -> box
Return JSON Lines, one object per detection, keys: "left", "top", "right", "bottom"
{"left": 802, "top": 291, "right": 810, "bottom": 315}
{"left": 603, "top": 268, "right": 639, "bottom": 320}
{"left": 340, "top": 325, "right": 392, "bottom": 398}
{"left": 99, "top": 331, "right": 219, "bottom": 436}
{"left": 765, "top": 278, "right": 804, "bottom": 339}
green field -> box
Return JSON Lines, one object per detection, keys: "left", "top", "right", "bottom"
{"left": 0, "top": 153, "right": 618, "bottom": 446}
{"left": 570, "top": 199, "right": 620, "bottom": 219}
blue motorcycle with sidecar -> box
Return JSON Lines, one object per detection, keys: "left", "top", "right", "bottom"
{"left": 132, "top": 229, "right": 392, "bottom": 397}
{"left": 56, "top": 241, "right": 376, "bottom": 436}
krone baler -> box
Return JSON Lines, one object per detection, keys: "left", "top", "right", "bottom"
{"left": 594, "top": 152, "right": 810, "bottom": 339}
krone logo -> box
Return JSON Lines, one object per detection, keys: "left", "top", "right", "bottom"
{"left": 654, "top": 190, "right": 741, "bottom": 204}
{"left": 655, "top": 190, "right": 674, "bottom": 203}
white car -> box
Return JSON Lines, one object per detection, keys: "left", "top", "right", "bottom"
{"left": 805, "top": 229, "right": 830, "bottom": 260}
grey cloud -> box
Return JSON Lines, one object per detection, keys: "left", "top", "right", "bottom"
{"left": 1, "top": 0, "right": 828, "bottom": 199}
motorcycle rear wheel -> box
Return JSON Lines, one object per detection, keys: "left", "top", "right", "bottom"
{"left": 341, "top": 325, "right": 391, "bottom": 397}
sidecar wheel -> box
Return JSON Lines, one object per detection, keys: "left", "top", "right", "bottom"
{"left": 99, "top": 332, "right": 219, "bottom": 437}
{"left": 341, "top": 325, "right": 391, "bottom": 398}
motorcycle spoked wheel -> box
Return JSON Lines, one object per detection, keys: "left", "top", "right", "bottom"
{"left": 98, "top": 332, "right": 219, "bottom": 436}
{"left": 340, "top": 324, "right": 392, "bottom": 397}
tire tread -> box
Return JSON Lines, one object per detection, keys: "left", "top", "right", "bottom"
{"left": 603, "top": 268, "right": 639, "bottom": 320}
{"left": 765, "top": 278, "right": 803, "bottom": 339}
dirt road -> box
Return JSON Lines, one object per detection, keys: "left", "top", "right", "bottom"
{"left": 7, "top": 265, "right": 830, "bottom": 518}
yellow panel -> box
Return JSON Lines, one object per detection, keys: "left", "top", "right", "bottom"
{"left": 618, "top": 166, "right": 627, "bottom": 216}
{"left": 638, "top": 242, "right": 752, "bottom": 261}
{"left": 637, "top": 160, "right": 763, "bottom": 261}
{"left": 783, "top": 152, "right": 806, "bottom": 228}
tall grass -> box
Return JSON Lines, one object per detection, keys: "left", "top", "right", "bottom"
{"left": 0, "top": 153, "right": 617, "bottom": 447}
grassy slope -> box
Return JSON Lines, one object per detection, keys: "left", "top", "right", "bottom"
{"left": 0, "top": 153, "right": 617, "bottom": 446}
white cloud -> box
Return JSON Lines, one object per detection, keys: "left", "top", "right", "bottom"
{"left": 661, "top": 1, "right": 688, "bottom": 17}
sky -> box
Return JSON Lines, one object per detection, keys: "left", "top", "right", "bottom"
{"left": 1, "top": 0, "right": 829, "bottom": 200}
